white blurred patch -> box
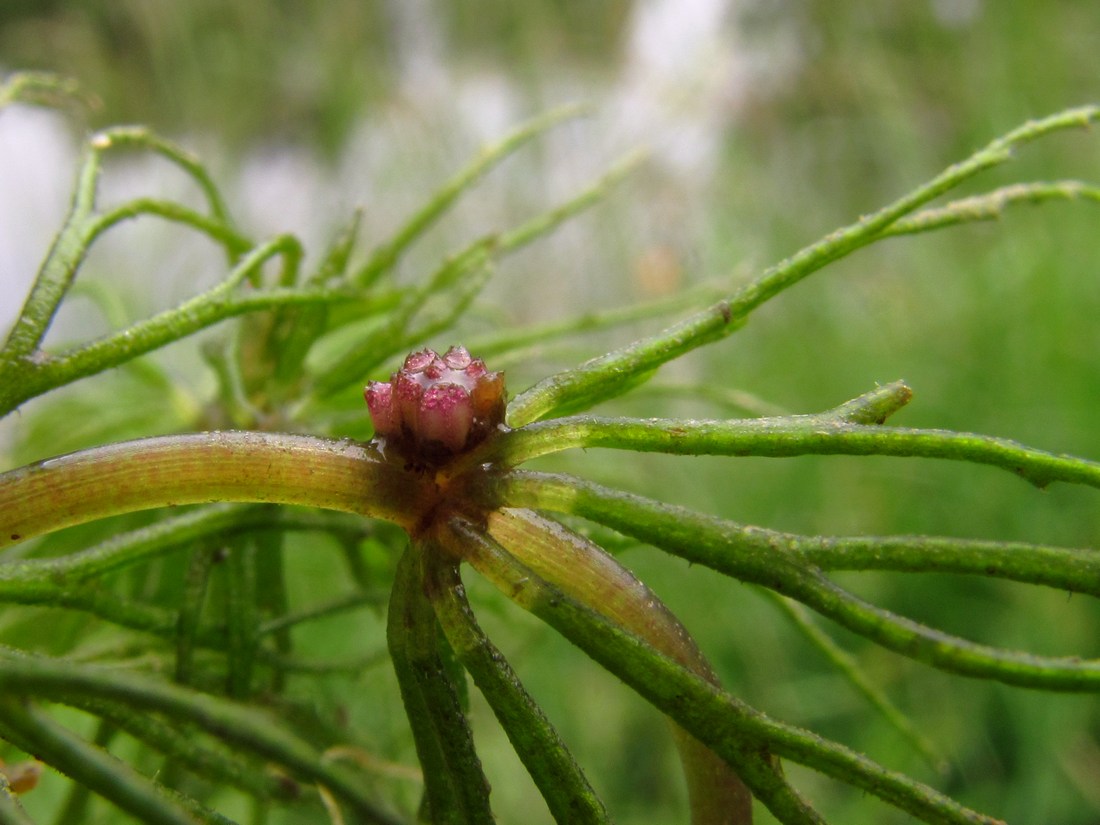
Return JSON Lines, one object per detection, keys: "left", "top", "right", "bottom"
{"left": 930, "top": 0, "right": 982, "bottom": 28}
{"left": 0, "top": 103, "right": 75, "bottom": 336}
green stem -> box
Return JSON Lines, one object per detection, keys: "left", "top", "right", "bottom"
{"left": 0, "top": 506, "right": 377, "bottom": 647}
{"left": 446, "top": 517, "right": 999, "bottom": 825}
{"left": 88, "top": 198, "right": 252, "bottom": 259}
{"left": 465, "top": 281, "right": 728, "bottom": 364}
{"left": 354, "top": 103, "right": 588, "bottom": 286}
{"left": 3, "top": 572, "right": 383, "bottom": 675}
{"left": 311, "top": 238, "right": 495, "bottom": 397}
{"left": 482, "top": 470, "right": 1100, "bottom": 596}
{"left": 29, "top": 235, "right": 296, "bottom": 364}
{"left": 494, "top": 149, "right": 646, "bottom": 253}
{"left": 312, "top": 143, "right": 642, "bottom": 400}
{"left": 0, "top": 504, "right": 242, "bottom": 586}
{"left": 797, "top": 535, "right": 1100, "bottom": 595}
{"left": 424, "top": 556, "right": 611, "bottom": 824}
{"left": 387, "top": 545, "right": 493, "bottom": 824}
{"left": 259, "top": 590, "right": 387, "bottom": 637}
{"left": 496, "top": 472, "right": 1100, "bottom": 691}
{"left": 2, "top": 243, "right": 356, "bottom": 417}
{"left": 483, "top": 401, "right": 1100, "bottom": 493}
{"left": 762, "top": 591, "right": 945, "bottom": 773}
{"left": 270, "top": 212, "right": 363, "bottom": 390}
{"left": 469, "top": 508, "right": 755, "bottom": 825}
{"left": 0, "top": 71, "right": 87, "bottom": 111}
{"left": 0, "top": 698, "right": 202, "bottom": 825}
{"left": 478, "top": 382, "right": 910, "bottom": 471}
{"left": 253, "top": 528, "right": 292, "bottom": 691}
{"left": 0, "top": 772, "right": 33, "bottom": 825}
{"left": 225, "top": 539, "right": 259, "bottom": 699}
{"left": 1, "top": 124, "right": 238, "bottom": 374}
{"left": 175, "top": 544, "right": 219, "bottom": 686}
{"left": 506, "top": 105, "right": 1100, "bottom": 426}
{"left": 4, "top": 585, "right": 180, "bottom": 642}
{"left": 0, "top": 149, "right": 100, "bottom": 361}
{"left": 88, "top": 127, "right": 236, "bottom": 231}
{"left": 3, "top": 586, "right": 376, "bottom": 677}
{"left": 400, "top": 260, "right": 497, "bottom": 352}
{"left": 51, "top": 720, "right": 118, "bottom": 825}
{"left": 882, "top": 179, "right": 1100, "bottom": 237}
{"left": 0, "top": 656, "right": 401, "bottom": 824}
{"left": 446, "top": 518, "right": 821, "bottom": 825}
{"left": 72, "top": 697, "right": 303, "bottom": 807}
{"left": 0, "top": 432, "right": 425, "bottom": 549}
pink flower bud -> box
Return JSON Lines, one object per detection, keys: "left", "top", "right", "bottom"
{"left": 364, "top": 346, "right": 505, "bottom": 462}
{"left": 363, "top": 382, "right": 398, "bottom": 436}
{"left": 420, "top": 383, "right": 475, "bottom": 453}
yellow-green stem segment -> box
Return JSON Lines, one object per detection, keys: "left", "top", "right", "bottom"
{"left": 0, "top": 431, "right": 426, "bottom": 548}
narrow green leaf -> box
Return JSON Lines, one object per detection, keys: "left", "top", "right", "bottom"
{"left": 425, "top": 556, "right": 611, "bottom": 825}
{"left": 506, "top": 106, "right": 1100, "bottom": 426}
{"left": 447, "top": 518, "right": 999, "bottom": 825}
{"left": 387, "top": 545, "right": 493, "bottom": 824}
{"left": 763, "top": 591, "right": 946, "bottom": 774}
{"left": 484, "top": 393, "right": 1100, "bottom": 494}
{"left": 496, "top": 471, "right": 1100, "bottom": 691}
{"left": 0, "top": 699, "right": 203, "bottom": 825}
{"left": 354, "top": 103, "right": 589, "bottom": 286}
{"left": 882, "top": 180, "right": 1100, "bottom": 237}
{"left": 469, "top": 509, "right": 756, "bottom": 824}
{"left": 0, "top": 656, "right": 401, "bottom": 824}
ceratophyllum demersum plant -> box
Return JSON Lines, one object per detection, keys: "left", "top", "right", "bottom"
{"left": 1, "top": 71, "right": 1100, "bottom": 825}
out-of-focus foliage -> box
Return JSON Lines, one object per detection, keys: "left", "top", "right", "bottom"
{"left": 0, "top": 0, "right": 630, "bottom": 153}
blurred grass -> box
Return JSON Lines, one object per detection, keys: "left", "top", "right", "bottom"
{"left": 3, "top": 2, "right": 1100, "bottom": 823}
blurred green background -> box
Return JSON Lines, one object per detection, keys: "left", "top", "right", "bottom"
{"left": 2, "top": 1, "right": 1099, "bottom": 823}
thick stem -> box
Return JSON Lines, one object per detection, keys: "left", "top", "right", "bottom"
{"left": 0, "top": 432, "right": 427, "bottom": 548}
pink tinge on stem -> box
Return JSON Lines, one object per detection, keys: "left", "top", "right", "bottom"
{"left": 364, "top": 346, "right": 505, "bottom": 460}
